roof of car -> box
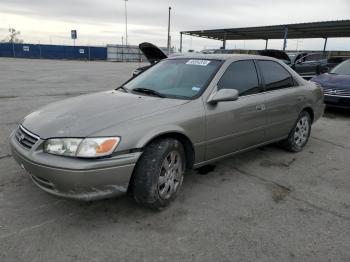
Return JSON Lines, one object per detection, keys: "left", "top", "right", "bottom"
{"left": 167, "top": 53, "right": 277, "bottom": 61}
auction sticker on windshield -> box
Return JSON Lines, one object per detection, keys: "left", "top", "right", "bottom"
{"left": 186, "top": 60, "right": 211, "bottom": 66}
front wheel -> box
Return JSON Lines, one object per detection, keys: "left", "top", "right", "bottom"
{"left": 132, "top": 138, "right": 186, "bottom": 210}
{"left": 281, "top": 111, "right": 311, "bottom": 152}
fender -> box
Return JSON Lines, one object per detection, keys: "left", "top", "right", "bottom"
{"left": 135, "top": 124, "right": 189, "bottom": 149}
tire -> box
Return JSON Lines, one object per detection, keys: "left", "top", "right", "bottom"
{"left": 281, "top": 111, "right": 312, "bottom": 152}
{"left": 132, "top": 138, "right": 186, "bottom": 210}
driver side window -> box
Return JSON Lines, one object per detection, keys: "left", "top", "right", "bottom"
{"left": 217, "top": 60, "right": 260, "bottom": 96}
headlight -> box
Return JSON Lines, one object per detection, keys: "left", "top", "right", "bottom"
{"left": 44, "top": 138, "right": 82, "bottom": 157}
{"left": 44, "top": 137, "right": 120, "bottom": 158}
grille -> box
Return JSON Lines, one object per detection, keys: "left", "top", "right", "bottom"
{"left": 323, "top": 87, "right": 350, "bottom": 97}
{"left": 15, "top": 125, "right": 40, "bottom": 150}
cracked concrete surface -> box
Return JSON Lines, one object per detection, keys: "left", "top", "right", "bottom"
{"left": 0, "top": 58, "right": 349, "bottom": 262}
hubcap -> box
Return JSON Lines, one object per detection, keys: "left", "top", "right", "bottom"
{"left": 158, "top": 151, "right": 183, "bottom": 200}
{"left": 294, "top": 116, "right": 309, "bottom": 147}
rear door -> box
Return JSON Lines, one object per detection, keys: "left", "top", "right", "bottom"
{"left": 204, "top": 60, "right": 267, "bottom": 160}
{"left": 257, "top": 60, "right": 301, "bottom": 141}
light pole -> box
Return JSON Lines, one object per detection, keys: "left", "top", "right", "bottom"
{"left": 167, "top": 6, "right": 171, "bottom": 55}
{"left": 122, "top": 0, "right": 128, "bottom": 46}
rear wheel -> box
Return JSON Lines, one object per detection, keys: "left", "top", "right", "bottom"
{"left": 281, "top": 111, "right": 311, "bottom": 152}
{"left": 132, "top": 138, "right": 185, "bottom": 210}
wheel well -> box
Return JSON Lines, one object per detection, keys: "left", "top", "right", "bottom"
{"left": 144, "top": 132, "right": 195, "bottom": 169}
{"left": 302, "top": 107, "right": 314, "bottom": 123}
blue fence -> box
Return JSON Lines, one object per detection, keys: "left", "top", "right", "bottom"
{"left": 0, "top": 43, "right": 107, "bottom": 60}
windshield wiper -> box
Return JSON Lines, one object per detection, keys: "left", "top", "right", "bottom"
{"left": 132, "top": 88, "right": 165, "bottom": 98}
{"left": 115, "top": 86, "right": 129, "bottom": 93}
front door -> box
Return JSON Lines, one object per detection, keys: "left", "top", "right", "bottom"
{"left": 295, "top": 54, "right": 322, "bottom": 75}
{"left": 204, "top": 60, "right": 267, "bottom": 160}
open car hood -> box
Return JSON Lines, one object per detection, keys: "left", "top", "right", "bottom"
{"left": 139, "top": 42, "right": 167, "bottom": 64}
{"left": 258, "top": 49, "right": 291, "bottom": 64}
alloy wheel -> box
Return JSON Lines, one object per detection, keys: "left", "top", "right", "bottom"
{"left": 294, "top": 116, "right": 310, "bottom": 147}
{"left": 158, "top": 151, "right": 183, "bottom": 200}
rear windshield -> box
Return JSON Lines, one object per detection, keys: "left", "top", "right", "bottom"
{"left": 331, "top": 59, "right": 350, "bottom": 75}
{"left": 124, "top": 59, "right": 222, "bottom": 99}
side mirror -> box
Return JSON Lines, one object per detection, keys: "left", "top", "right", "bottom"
{"left": 208, "top": 89, "right": 239, "bottom": 104}
{"left": 296, "top": 59, "right": 302, "bottom": 64}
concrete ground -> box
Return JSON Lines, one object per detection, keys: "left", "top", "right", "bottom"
{"left": 0, "top": 58, "right": 349, "bottom": 262}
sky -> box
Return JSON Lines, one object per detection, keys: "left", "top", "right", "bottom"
{"left": 0, "top": 0, "right": 349, "bottom": 51}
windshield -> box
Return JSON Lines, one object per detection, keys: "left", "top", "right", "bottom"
{"left": 124, "top": 59, "right": 222, "bottom": 99}
{"left": 331, "top": 59, "right": 350, "bottom": 75}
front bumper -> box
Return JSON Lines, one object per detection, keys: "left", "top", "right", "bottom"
{"left": 324, "top": 95, "right": 350, "bottom": 109}
{"left": 9, "top": 131, "right": 142, "bottom": 201}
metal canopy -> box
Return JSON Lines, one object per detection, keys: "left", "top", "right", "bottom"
{"left": 181, "top": 20, "right": 350, "bottom": 41}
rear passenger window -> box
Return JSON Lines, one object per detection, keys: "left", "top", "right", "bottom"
{"left": 258, "top": 61, "right": 294, "bottom": 91}
{"left": 218, "top": 60, "right": 260, "bottom": 96}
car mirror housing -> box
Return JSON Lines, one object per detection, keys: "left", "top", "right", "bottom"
{"left": 208, "top": 88, "right": 239, "bottom": 104}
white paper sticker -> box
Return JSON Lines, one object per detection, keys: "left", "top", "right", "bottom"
{"left": 186, "top": 60, "right": 211, "bottom": 66}
{"left": 192, "top": 86, "right": 201, "bottom": 92}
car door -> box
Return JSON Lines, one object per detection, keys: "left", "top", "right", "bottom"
{"left": 204, "top": 60, "right": 267, "bottom": 160}
{"left": 256, "top": 60, "right": 301, "bottom": 141}
{"left": 295, "top": 54, "right": 321, "bottom": 75}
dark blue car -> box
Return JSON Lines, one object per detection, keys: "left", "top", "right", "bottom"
{"left": 311, "top": 59, "right": 350, "bottom": 109}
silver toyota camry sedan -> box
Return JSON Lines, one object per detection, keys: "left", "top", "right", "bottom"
{"left": 9, "top": 54, "right": 325, "bottom": 209}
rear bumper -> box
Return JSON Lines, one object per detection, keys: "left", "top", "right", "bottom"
{"left": 324, "top": 95, "right": 350, "bottom": 109}
{"left": 9, "top": 132, "right": 141, "bottom": 201}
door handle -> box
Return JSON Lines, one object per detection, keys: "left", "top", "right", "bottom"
{"left": 256, "top": 104, "right": 266, "bottom": 111}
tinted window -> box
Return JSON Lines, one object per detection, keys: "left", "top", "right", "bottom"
{"left": 218, "top": 60, "right": 260, "bottom": 96}
{"left": 258, "top": 61, "right": 294, "bottom": 91}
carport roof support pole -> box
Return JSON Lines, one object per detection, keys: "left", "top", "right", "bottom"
{"left": 323, "top": 37, "right": 328, "bottom": 52}
{"left": 180, "top": 32, "right": 183, "bottom": 53}
{"left": 265, "top": 39, "right": 268, "bottom": 49}
{"left": 283, "top": 26, "right": 288, "bottom": 51}
{"left": 222, "top": 32, "right": 227, "bottom": 50}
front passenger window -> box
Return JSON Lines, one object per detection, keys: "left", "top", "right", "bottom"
{"left": 217, "top": 60, "right": 260, "bottom": 96}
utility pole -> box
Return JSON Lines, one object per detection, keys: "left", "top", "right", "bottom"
{"left": 123, "top": 0, "right": 128, "bottom": 46}
{"left": 167, "top": 6, "right": 172, "bottom": 55}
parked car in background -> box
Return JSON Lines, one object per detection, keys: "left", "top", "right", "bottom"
{"left": 136, "top": 42, "right": 332, "bottom": 84}
{"left": 291, "top": 53, "right": 328, "bottom": 78}
{"left": 214, "top": 49, "right": 236, "bottom": 54}
{"left": 133, "top": 42, "right": 185, "bottom": 77}
{"left": 10, "top": 54, "right": 324, "bottom": 209}
{"left": 200, "top": 49, "right": 236, "bottom": 54}
{"left": 132, "top": 42, "right": 167, "bottom": 77}
{"left": 200, "top": 49, "right": 217, "bottom": 54}
{"left": 258, "top": 49, "right": 291, "bottom": 65}
{"left": 326, "top": 56, "right": 350, "bottom": 70}
{"left": 311, "top": 59, "right": 350, "bottom": 109}
{"left": 287, "top": 52, "right": 309, "bottom": 64}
